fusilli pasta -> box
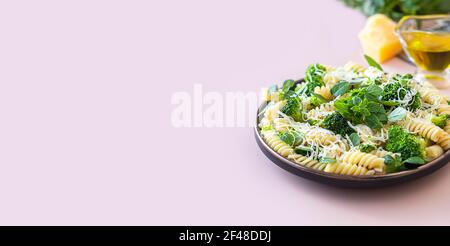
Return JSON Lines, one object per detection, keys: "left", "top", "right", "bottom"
{"left": 402, "top": 119, "right": 446, "bottom": 142}
{"left": 324, "top": 162, "right": 375, "bottom": 176}
{"left": 261, "top": 130, "right": 294, "bottom": 157}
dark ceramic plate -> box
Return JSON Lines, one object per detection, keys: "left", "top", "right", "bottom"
{"left": 255, "top": 79, "right": 450, "bottom": 188}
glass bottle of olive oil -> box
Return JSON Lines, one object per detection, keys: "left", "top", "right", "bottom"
{"left": 396, "top": 15, "right": 450, "bottom": 88}
{"left": 401, "top": 31, "right": 450, "bottom": 71}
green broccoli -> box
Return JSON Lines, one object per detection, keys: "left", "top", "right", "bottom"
{"left": 304, "top": 64, "right": 326, "bottom": 95}
{"left": 322, "top": 112, "right": 355, "bottom": 136}
{"left": 432, "top": 114, "right": 450, "bottom": 128}
{"left": 381, "top": 74, "right": 420, "bottom": 111}
{"left": 359, "top": 143, "right": 376, "bottom": 153}
{"left": 386, "top": 125, "right": 426, "bottom": 160}
{"left": 281, "top": 97, "right": 303, "bottom": 122}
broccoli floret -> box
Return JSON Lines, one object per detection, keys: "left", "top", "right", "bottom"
{"left": 359, "top": 143, "right": 376, "bottom": 153}
{"left": 322, "top": 112, "right": 355, "bottom": 136}
{"left": 305, "top": 64, "right": 326, "bottom": 95}
{"left": 281, "top": 97, "right": 303, "bottom": 122}
{"left": 381, "top": 76, "right": 420, "bottom": 111}
{"left": 386, "top": 125, "right": 426, "bottom": 160}
{"left": 432, "top": 114, "right": 450, "bottom": 128}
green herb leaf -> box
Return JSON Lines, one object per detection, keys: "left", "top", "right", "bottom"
{"left": 282, "top": 80, "right": 295, "bottom": 93}
{"left": 349, "top": 133, "right": 360, "bottom": 146}
{"left": 366, "top": 114, "right": 382, "bottom": 129}
{"left": 279, "top": 132, "right": 295, "bottom": 146}
{"left": 383, "top": 155, "right": 395, "bottom": 166}
{"left": 384, "top": 155, "right": 407, "bottom": 173}
{"left": 331, "top": 81, "right": 351, "bottom": 96}
{"left": 403, "top": 156, "right": 426, "bottom": 165}
{"left": 364, "top": 54, "right": 383, "bottom": 71}
{"left": 365, "top": 84, "right": 383, "bottom": 101}
{"left": 294, "top": 146, "right": 313, "bottom": 155}
{"left": 388, "top": 107, "right": 407, "bottom": 122}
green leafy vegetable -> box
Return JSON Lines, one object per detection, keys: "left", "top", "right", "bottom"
{"left": 359, "top": 143, "right": 376, "bottom": 153}
{"left": 340, "top": 0, "right": 450, "bottom": 21}
{"left": 386, "top": 125, "right": 426, "bottom": 160}
{"left": 403, "top": 156, "right": 426, "bottom": 165}
{"left": 384, "top": 154, "right": 425, "bottom": 173}
{"left": 304, "top": 64, "right": 327, "bottom": 95}
{"left": 331, "top": 81, "right": 351, "bottom": 96}
{"left": 322, "top": 112, "right": 356, "bottom": 136}
{"left": 279, "top": 131, "right": 303, "bottom": 146}
{"left": 294, "top": 146, "right": 313, "bottom": 156}
{"left": 282, "top": 80, "right": 295, "bottom": 94}
{"left": 364, "top": 54, "right": 383, "bottom": 71}
{"left": 280, "top": 79, "right": 296, "bottom": 99}
{"left": 381, "top": 76, "right": 421, "bottom": 111}
{"left": 431, "top": 114, "right": 450, "bottom": 128}
{"left": 388, "top": 107, "right": 407, "bottom": 122}
{"left": 334, "top": 85, "right": 387, "bottom": 128}
{"left": 281, "top": 97, "right": 303, "bottom": 122}
{"left": 384, "top": 155, "right": 407, "bottom": 173}
{"left": 349, "top": 133, "right": 360, "bottom": 146}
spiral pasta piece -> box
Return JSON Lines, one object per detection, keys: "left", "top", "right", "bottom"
{"left": 306, "top": 102, "right": 335, "bottom": 120}
{"left": 323, "top": 73, "right": 338, "bottom": 86}
{"left": 341, "top": 151, "right": 385, "bottom": 173}
{"left": 419, "top": 87, "right": 446, "bottom": 105}
{"left": 324, "top": 162, "right": 375, "bottom": 176}
{"left": 437, "top": 134, "right": 450, "bottom": 150}
{"left": 261, "top": 130, "right": 294, "bottom": 157}
{"left": 314, "top": 85, "right": 333, "bottom": 100}
{"left": 402, "top": 119, "right": 447, "bottom": 142}
{"left": 263, "top": 101, "right": 285, "bottom": 122}
{"left": 273, "top": 118, "right": 290, "bottom": 133}
{"left": 288, "top": 154, "right": 327, "bottom": 171}
{"left": 437, "top": 104, "right": 450, "bottom": 115}
{"left": 425, "top": 145, "right": 444, "bottom": 161}
{"left": 444, "top": 122, "right": 450, "bottom": 134}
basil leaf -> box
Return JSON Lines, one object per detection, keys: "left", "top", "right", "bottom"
{"left": 279, "top": 132, "right": 295, "bottom": 146}
{"left": 349, "top": 133, "right": 360, "bottom": 146}
{"left": 282, "top": 80, "right": 295, "bottom": 93}
{"left": 331, "top": 81, "right": 350, "bottom": 96}
{"left": 383, "top": 155, "right": 395, "bottom": 166}
{"left": 365, "top": 84, "right": 382, "bottom": 101}
{"left": 403, "top": 156, "right": 426, "bottom": 165}
{"left": 366, "top": 114, "right": 382, "bottom": 129}
{"left": 388, "top": 107, "right": 407, "bottom": 122}
{"left": 320, "top": 157, "right": 336, "bottom": 163}
{"left": 294, "top": 146, "right": 312, "bottom": 155}
{"left": 364, "top": 54, "right": 383, "bottom": 71}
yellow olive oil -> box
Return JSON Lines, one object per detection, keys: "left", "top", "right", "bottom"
{"left": 401, "top": 31, "right": 450, "bottom": 71}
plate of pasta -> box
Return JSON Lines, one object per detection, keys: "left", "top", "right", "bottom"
{"left": 255, "top": 57, "right": 450, "bottom": 187}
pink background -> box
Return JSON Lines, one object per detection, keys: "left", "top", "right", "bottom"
{"left": 1, "top": 0, "right": 450, "bottom": 225}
